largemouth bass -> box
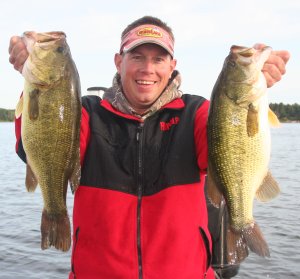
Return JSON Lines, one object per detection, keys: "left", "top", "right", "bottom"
{"left": 15, "top": 31, "right": 81, "bottom": 252}
{"left": 207, "top": 45, "right": 281, "bottom": 264}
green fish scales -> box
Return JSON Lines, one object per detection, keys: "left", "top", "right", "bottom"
{"left": 207, "top": 45, "right": 281, "bottom": 264}
{"left": 16, "top": 31, "right": 81, "bottom": 252}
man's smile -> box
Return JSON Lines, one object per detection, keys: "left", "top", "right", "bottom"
{"left": 136, "top": 80, "right": 157, "bottom": 85}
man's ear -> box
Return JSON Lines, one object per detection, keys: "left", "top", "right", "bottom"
{"left": 170, "top": 58, "right": 177, "bottom": 77}
{"left": 114, "top": 53, "right": 122, "bottom": 73}
{"left": 170, "top": 58, "right": 177, "bottom": 72}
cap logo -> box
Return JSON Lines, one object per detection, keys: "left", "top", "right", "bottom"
{"left": 137, "top": 27, "right": 163, "bottom": 38}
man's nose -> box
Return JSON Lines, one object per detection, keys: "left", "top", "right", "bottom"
{"left": 140, "top": 59, "right": 155, "bottom": 73}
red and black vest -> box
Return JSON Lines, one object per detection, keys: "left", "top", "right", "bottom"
{"left": 15, "top": 93, "right": 214, "bottom": 279}
{"left": 69, "top": 94, "right": 215, "bottom": 279}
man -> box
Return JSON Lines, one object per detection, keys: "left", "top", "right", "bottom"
{"left": 9, "top": 16, "right": 289, "bottom": 279}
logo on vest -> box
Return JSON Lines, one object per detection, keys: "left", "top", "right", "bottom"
{"left": 160, "top": 117, "right": 180, "bottom": 131}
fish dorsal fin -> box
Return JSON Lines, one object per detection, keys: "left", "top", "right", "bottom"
{"left": 255, "top": 171, "right": 280, "bottom": 202}
{"left": 15, "top": 95, "right": 24, "bottom": 118}
{"left": 268, "top": 108, "right": 281, "bottom": 127}
{"left": 206, "top": 168, "right": 223, "bottom": 208}
{"left": 247, "top": 104, "right": 259, "bottom": 137}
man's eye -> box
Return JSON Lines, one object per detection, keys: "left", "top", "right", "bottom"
{"left": 132, "top": 55, "right": 142, "bottom": 61}
{"left": 155, "top": 57, "right": 164, "bottom": 63}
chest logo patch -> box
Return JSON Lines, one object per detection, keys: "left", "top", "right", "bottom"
{"left": 160, "top": 117, "right": 180, "bottom": 131}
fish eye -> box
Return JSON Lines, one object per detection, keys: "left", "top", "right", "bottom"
{"left": 56, "top": 47, "right": 64, "bottom": 53}
{"left": 228, "top": 60, "right": 236, "bottom": 67}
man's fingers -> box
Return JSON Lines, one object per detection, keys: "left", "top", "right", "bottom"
{"left": 13, "top": 50, "right": 28, "bottom": 72}
{"left": 8, "top": 36, "right": 28, "bottom": 73}
{"left": 263, "top": 50, "right": 290, "bottom": 88}
{"left": 8, "top": 36, "right": 20, "bottom": 53}
{"left": 253, "top": 43, "right": 290, "bottom": 88}
{"left": 264, "top": 54, "right": 286, "bottom": 75}
{"left": 262, "top": 71, "right": 276, "bottom": 88}
{"left": 253, "top": 43, "right": 267, "bottom": 50}
{"left": 271, "top": 50, "right": 290, "bottom": 64}
{"left": 262, "top": 64, "right": 281, "bottom": 85}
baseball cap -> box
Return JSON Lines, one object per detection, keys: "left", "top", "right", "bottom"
{"left": 119, "top": 24, "right": 174, "bottom": 57}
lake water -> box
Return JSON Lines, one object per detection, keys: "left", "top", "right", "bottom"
{"left": 0, "top": 122, "right": 299, "bottom": 279}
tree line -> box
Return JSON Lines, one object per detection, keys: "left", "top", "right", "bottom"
{"left": 0, "top": 108, "right": 15, "bottom": 122}
{"left": 1, "top": 103, "right": 299, "bottom": 122}
{"left": 270, "top": 103, "right": 300, "bottom": 122}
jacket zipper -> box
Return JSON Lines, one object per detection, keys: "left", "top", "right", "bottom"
{"left": 136, "top": 122, "right": 144, "bottom": 279}
{"left": 71, "top": 227, "right": 80, "bottom": 278}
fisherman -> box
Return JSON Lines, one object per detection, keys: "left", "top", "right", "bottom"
{"left": 9, "top": 15, "right": 289, "bottom": 279}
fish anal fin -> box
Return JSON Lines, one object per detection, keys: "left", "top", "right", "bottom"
{"left": 256, "top": 171, "right": 280, "bottom": 202}
{"left": 242, "top": 222, "right": 270, "bottom": 258}
{"left": 227, "top": 227, "right": 249, "bottom": 265}
{"left": 28, "top": 88, "right": 40, "bottom": 120}
{"left": 247, "top": 104, "right": 259, "bottom": 137}
{"left": 26, "top": 163, "right": 38, "bottom": 192}
{"left": 206, "top": 169, "right": 223, "bottom": 208}
{"left": 41, "top": 209, "right": 71, "bottom": 252}
{"left": 15, "top": 95, "right": 24, "bottom": 118}
{"left": 268, "top": 108, "right": 281, "bottom": 127}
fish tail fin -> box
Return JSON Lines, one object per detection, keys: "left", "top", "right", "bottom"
{"left": 41, "top": 209, "right": 71, "bottom": 252}
{"left": 242, "top": 222, "right": 270, "bottom": 257}
{"left": 227, "top": 227, "right": 249, "bottom": 264}
{"left": 26, "top": 163, "right": 38, "bottom": 192}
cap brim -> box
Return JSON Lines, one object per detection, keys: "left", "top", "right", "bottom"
{"left": 123, "top": 39, "right": 174, "bottom": 57}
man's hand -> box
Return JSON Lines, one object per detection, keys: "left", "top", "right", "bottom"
{"left": 8, "top": 36, "right": 29, "bottom": 73}
{"left": 254, "top": 43, "right": 290, "bottom": 88}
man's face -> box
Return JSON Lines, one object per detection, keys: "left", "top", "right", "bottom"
{"left": 114, "top": 44, "right": 177, "bottom": 113}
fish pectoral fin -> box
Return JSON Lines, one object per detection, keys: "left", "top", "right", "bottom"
{"left": 246, "top": 104, "right": 259, "bottom": 137}
{"left": 268, "top": 108, "right": 281, "bottom": 127}
{"left": 25, "top": 163, "right": 38, "bottom": 192}
{"left": 227, "top": 227, "right": 249, "bottom": 264}
{"left": 206, "top": 168, "right": 223, "bottom": 208}
{"left": 28, "top": 88, "right": 40, "bottom": 120}
{"left": 15, "top": 95, "right": 24, "bottom": 118}
{"left": 255, "top": 171, "right": 280, "bottom": 202}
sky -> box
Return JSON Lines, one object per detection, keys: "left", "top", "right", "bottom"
{"left": 1, "top": 0, "right": 299, "bottom": 109}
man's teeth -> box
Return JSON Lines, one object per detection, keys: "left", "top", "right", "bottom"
{"left": 137, "top": 80, "right": 155, "bottom": 85}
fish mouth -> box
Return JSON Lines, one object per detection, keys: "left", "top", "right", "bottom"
{"left": 229, "top": 45, "right": 272, "bottom": 68}
{"left": 23, "top": 31, "right": 66, "bottom": 43}
{"left": 231, "top": 45, "right": 255, "bottom": 57}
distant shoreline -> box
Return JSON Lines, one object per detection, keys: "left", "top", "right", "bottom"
{"left": 1, "top": 104, "right": 300, "bottom": 123}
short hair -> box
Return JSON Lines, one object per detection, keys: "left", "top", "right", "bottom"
{"left": 121, "top": 15, "right": 175, "bottom": 42}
